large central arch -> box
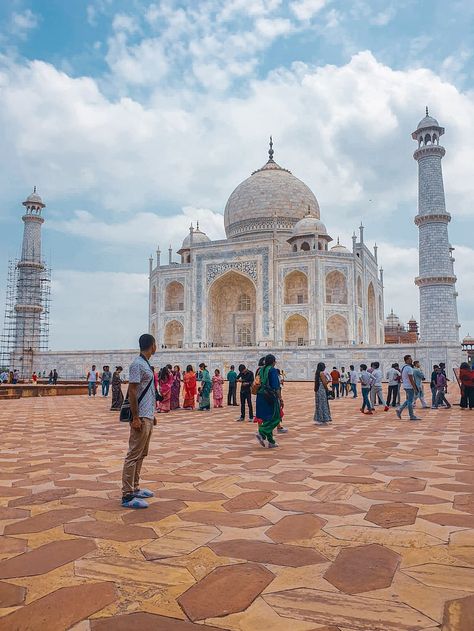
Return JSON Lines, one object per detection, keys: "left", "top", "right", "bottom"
{"left": 208, "top": 271, "right": 256, "bottom": 347}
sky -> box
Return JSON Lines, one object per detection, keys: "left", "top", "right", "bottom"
{"left": 0, "top": 0, "right": 473, "bottom": 350}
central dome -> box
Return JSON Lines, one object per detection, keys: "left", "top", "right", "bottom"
{"left": 224, "top": 142, "right": 320, "bottom": 239}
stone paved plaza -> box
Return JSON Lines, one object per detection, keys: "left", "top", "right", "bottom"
{"left": 0, "top": 383, "right": 473, "bottom": 630}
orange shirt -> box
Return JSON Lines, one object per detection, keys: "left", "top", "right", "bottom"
{"left": 330, "top": 370, "right": 340, "bottom": 384}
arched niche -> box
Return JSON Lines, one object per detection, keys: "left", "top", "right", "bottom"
{"left": 208, "top": 271, "right": 256, "bottom": 347}
{"left": 164, "top": 320, "right": 184, "bottom": 348}
{"left": 368, "top": 282, "right": 377, "bottom": 344}
{"left": 358, "top": 317, "right": 363, "bottom": 343}
{"left": 357, "top": 276, "right": 362, "bottom": 307}
{"left": 165, "top": 281, "right": 184, "bottom": 311}
{"left": 151, "top": 285, "right": 157, "bottom": 313}
{"left": 327, "top": 314, "right": 349, "bottom": 346}
{"left": 300, "top": 241, "right": 310, "bottom": 251}
{"left": 284, "top": 270, "right": 308, "bottom": 305}
{"left": 325, "top": 270, "right": 348, "bottom": 304}
{"left": 284, "top": 314, "right": 309, "bottom": 346}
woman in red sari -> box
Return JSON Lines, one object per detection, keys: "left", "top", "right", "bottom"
{"left": 183, "top": 364, "right": 197, "bottom": 410}
{"left": 158, "top": 366, "right": 174, "bottom": 413}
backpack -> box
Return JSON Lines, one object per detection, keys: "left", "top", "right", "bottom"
{"left": 251, "top": 370, "right": 261, "bottom": 395}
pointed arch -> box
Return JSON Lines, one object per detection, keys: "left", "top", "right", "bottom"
{"left": 208, "top": 271, "right": 256, "bottom": 347}
{"left": 284, "top": 270, "right": 308, "bottom": 305}
{"left": 151, "top": 285, "right": 157, "bottom": 313}
{"left": 327, "top": 314, "right": 349, "bottom": 346}
{"left": 164, "top": 320, "right": 184, "bottom": 348}
{"left": 284, "top": 314, "right": 309, "bottom": 346}
{"left": 357, "top": 276, "right": 362, "bottom": 307}
{"left": 368, "top": 282, "right": 377, "bottom": 344}
{"left": 326, "top": 270, "right": 347, "bottom": 304}
{"left": 165, "top": 281, "right": 184, "bottom": 311}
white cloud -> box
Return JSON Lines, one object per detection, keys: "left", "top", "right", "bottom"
{"left": 290, "top": 0, "right": 327, "bottom": 21}
{"left": 370, "top": 6, "right": 396, "bottom": 26}
{"left": 11, "top": 9, "right": 39, "bottom": 38}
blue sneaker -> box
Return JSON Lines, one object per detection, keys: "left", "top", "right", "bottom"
{"left": 121, "top": 495, "right": 149, "bottom": 509}
{"left": 133, "top": 488, "right": 154, "bottom": 498}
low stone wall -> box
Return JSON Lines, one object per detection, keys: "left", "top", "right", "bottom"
{"left": 30, "top": 342, "right": 463, "bottom": 381}
{"left": 0, "top": 384, "right": 89, "bottom": 399}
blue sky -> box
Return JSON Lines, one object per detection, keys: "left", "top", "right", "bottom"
{"left": 0, "top": 0, "right": 473, "bottom": 349}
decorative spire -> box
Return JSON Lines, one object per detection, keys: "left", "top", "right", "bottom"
{"left": 33, "top": 185, "right": 37, "bottom": 193}
{"left": 426, "top": 105, "right": 429, "bottom": 117}
{"left": 268, "top": 136, "right": 274, "bottom": 162}
{"left": 196, "top": 221, "right": 200, "bottom": 231}
{"left": 337, "top": 237, "right": 340, "bottom": 245}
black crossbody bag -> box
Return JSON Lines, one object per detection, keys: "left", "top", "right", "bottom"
{"left": 119, "top": 355, "right": 162, "bottom": 422}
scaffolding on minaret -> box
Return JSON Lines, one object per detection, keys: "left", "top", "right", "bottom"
{"left": 0, "top": 189, "right": 51, "bottom": 378}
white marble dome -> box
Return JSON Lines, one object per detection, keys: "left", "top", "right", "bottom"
{"left": 224, "top": 153, "right": 320, "bottom": 239}
{"left": 180, "top": 226, "right": 210, "bottom": 250}
{"left": 330, "top": 238, "right": 349, "bottom": 253}
{"left": 292, "top": 214, "right": 327, "bottom": 237}
{"left": 23, "top": 188, "right": 44, "bottom": 206}
{"left": 417, "top": 113, "right": 440, "bottom": 130}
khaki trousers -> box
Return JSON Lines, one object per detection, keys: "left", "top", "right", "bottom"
{"left": 121, "top": 417, "right": 153, "bottom": 496}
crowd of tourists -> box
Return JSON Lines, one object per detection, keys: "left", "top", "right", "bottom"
{"left": 110, "top": 333, "right": 474, "bottom": 509}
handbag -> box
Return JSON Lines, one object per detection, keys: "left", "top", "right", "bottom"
{"left": 120, "top": 378, "right": 153, "bottom": 422}
{"left": 251, "top": 372, "right": 261, "bottom": 395}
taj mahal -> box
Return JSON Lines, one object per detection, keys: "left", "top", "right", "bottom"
{"left": 3, "top": 110, "right": 464, "bottom": 379}
{"left": 149, "top": 139, "right": 384, "bottom": 350}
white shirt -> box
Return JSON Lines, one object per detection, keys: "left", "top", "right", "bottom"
{"left": 371, "top": 368, "right": 383, "bottom": 387}
{"left": 401, "top": 364, "right": 414, "bottom": 389}
{"left": 386, "top": 367, "right": 401, "bottom": 386}
{"left": 349, "top": 370, "right": 359, "bottom": 384}
{"left": 88, "top": 370, "right": 97, "bottom": 382}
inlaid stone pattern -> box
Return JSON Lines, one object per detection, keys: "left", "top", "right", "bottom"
{"left": 0, "top": 381, "right": 472, "bottom": 630}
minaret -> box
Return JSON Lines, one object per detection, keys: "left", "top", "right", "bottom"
{"left": 14, "top": 188, "right": 46, "bottom": 354}
{"left": 412, "top": 109, "right": 459, "bottom": 342}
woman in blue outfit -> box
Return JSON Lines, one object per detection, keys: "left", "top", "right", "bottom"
{"left": 255, "top": 354, "right": 282, "bottom": 448}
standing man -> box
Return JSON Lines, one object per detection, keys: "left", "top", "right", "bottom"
{"left": 339, "top": 367, "right": 349, "bottom": 397}
{"left": 330, "top": 367, "right": 341, "bottom": 398}
{"left": 236, "top": 364, "right": 254, "bottom": 422}
{"left": 396, "top": 354, "right": 421, "bottom": 421}
{"left": 52, "top": 369, "right": 58, "bottom": 385}
{"left": 369, "top": 362, "right": 389, "bottom": 411}
{"left": 101, "top": 365, "right": 112, "bottom": 397}
{"left": 121, "top": 333, "right": 157, "bottom": 509}
{"left": 413, "top": 360, "right": 429, "bottom": 409}
{"left": 226, "top": 365, "right": 238, "bottom": 406}
{"left": 87, "top": 365, "right": 98, "bottom": 397}
{"left": 386, "top": 363, "right": 401, "bottom": 408}
{"left": 349, "top": 365, "right": 358, "bottom": 398}
{"left": 359, "top": 364, "right": 375, "bottom": 414}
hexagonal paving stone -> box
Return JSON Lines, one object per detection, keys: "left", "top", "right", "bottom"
{"left": 142, "top": 525, "right": 219, "bottom": 559}
{"left": 0, "top": 582, "right": 116, "bottom": 631}
{"left": 312, "top": 475, "right": 381, "bottom": 485}
{"left": 442, "top": 594, "right": 474, "bottom": 630}
{"left": 359, "top": 491, "right": 446, "bottom": 504}
{"left": 0, "top": 539, "right": 96, "bottom": 579}
{"left": 364, "top": 503, "right": 418, "bottom": 528}
{"left": 387, "top": 477, "right": 427, "bottom": 492}
{"left": 222, "top": 490, "right": 276, "bottom": 512}
{"left": 122, "top": 499, "right": 186, "bottom": 524}
{"left": 8, "top": 487, "right": 76, "bottom": 507}
{"left": 323, "top": 544, "right": 401, "bottom": 594}
{"left": 272, "top": 499, "right": 364, "bottom": 516}
{"left": 272, "top": 469, "right": 313, "bottom": 483}
{"left": 178, "top": 510, "right": 270, "bottom": 528}
{"left": 266, "top": 514, "right": 327, "bottom": 543}
{"left": 419, "top": 513, "right": 474, "bottom": 528}
{"left": 0, "top": 507, "right": 30, "bottom": 520}
{"left": 209, "top": 539, "right": 327, "bottom": 567}
{"left": 91, "top": 612, "right": 222, "bottom": 630}
{"left": 178, "top": 562, "right": 274, "bottom": 621}
{"left": 0, "top": 580, "right": 26, "bottom": 607}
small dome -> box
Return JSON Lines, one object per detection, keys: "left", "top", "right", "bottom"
{"left": 462, "top": 333, "right": 474, "bottom": 344}
{"left": 417, "top": 107, "right": 440, "bottom": 130}
{"left": 330, "top": 237, "right": 349, "bottom": 253}
{"left": 23, "top": 187, "right": 45, "bottom": 207}
{"left": 180, "top": 225, "right": 210, "bottom": 250}
{"left": 291, "top": 214, "right": 327, "bottom": 237}
{"left": 385, "top": 309, "right": 400, "bottom": 327}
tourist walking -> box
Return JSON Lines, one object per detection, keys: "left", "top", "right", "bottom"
{"left": 170, "top": 366, "right": 181, "bottom": 410}
{"left": 121, "top": 333, "right": 157, "bottom": 509}
{"left": 433, "top": 366, "right": 451, "bottom": 409}
{"left": 313, "top": 362, "right": 332, "bottom": 426}
{"left": 340, "top": 367, "right": 349, "bottom": 397}
{"left": 430, "top": 365, "right": 439, "bottom": 407}
{"left": 52, "top": 369, "right": 58, "bottom": 385}
{"left": 359, "top": 364, "right": 374, "bottom": 414}
{"left": 386, "top": 363, "right": 401, "bottom": 407}
{"left": 459, "top": 362, "right": 474, "bottom": 410}
{"left": 237, "top": 364, "right": 254, "bottom": 421}
{"left": 227, "top": 365, "right": 238, "bottom": 406}
{"left": 349, "top": 365, "right": 358, "bottom": 398}
{"left": 413, "top": 360, "right": 428, "bottom": 409}
{"left": 369, "top": 362, "right": 389, "bottom": 411}
{"left": 183, "top": 365, "right": 197, "bottom": 409}
{"left": 158, "top": 366, "right": 173, "bottom": 413}
{"left": 198, "top": 363, "right": 212, "bottom": 410}
{"left": 101, "top": 365, "right": 112, "bottom": 397}
{"left": 396, "top": 354, "right": 421, "bottom": 420}
{"left": 48, "top": 370, "right": 53, "bottom": 384}
{"left": 110, "top": 366, "right": 124, "bottom": 410}
{"left": 212, "top": 369, "right": 224, "bottom": 408}
{"left": 87, "top": 365, "right": 98, "bottom": 397}
{"left": 330, "top": 367, "right": 341, "bottom": 398}
{"left": 255, "top": 354, "right": 283, "bottom": 447}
